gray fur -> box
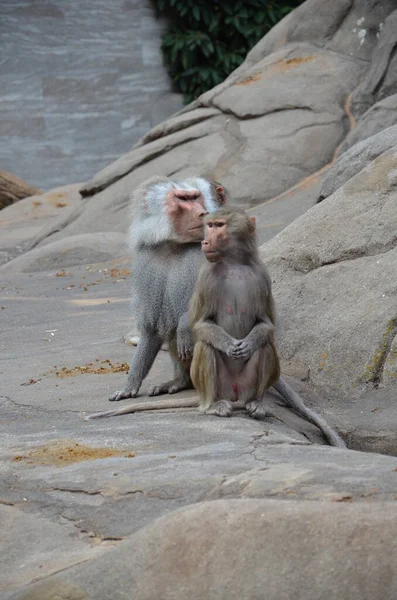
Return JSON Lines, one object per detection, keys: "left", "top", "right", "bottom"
{"left": 129, "top": 176, "right": 217, "bottom": 249}
{"left": 273, "top": 378, "right": 346, "bottom": 449}
{"left": 109, "top": 176, "right": 222, "bottom": 402}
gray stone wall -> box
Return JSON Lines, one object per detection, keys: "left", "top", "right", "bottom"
{"left": 0, "top": 0, "right": 183, "bottom": 190}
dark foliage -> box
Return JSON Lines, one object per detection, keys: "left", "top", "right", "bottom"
{"left": 151, "top": 0, "right": 304, "bottom": 103}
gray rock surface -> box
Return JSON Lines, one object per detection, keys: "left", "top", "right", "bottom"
{"left": 318, "top": 124, "right": 397, "bottom": 200}
{"left": 1, "top": 240, "right": 397, "bottom": 597}
{"left": 261, "top": 145, "right": 397, "bottom": 411}
{"left": 350, "top": 9, "right": 397, "bottom": 118}
{"left": 240, "top": 0, "right": 396, "bottom": 65}
{"left": 339, "top": 94, "right": 397, "bottom": 153}
{"left": 2, "top": 0, "right": 397, "bottom": 262}
{"left": 0, "top": 184, "right": 82, "bottom": 265}
{"left": 6, "top": 499, "right": 397, "bottom": 600}
{"left": 0, "top": 232, "right": 127, "bottom": 273}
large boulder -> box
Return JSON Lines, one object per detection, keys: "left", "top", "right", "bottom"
{"left": 238, "top": 0, "right": 396, "bottom": 65}
{"left": 350, "top": 9, "right": 397, "bottom": 118}
{"left": 71, "top": 41, "right": 365, "bottom": 225}
{"left": 261, "top": 145, "right": 397, "bottom": 407}
{"left": 318, "top": 124, "right": 397, "bottom": 200}
{"left": 338, "top": 94, "right": 397, "bottom": 153}
{"left": 0, "top": 232, "right": 127, "bottom": 273}
{"left": 7, "top": 499, "right": 397, "bottom": 600}
{"left": 0, "top": 183, "right": 82, "bottom": 265}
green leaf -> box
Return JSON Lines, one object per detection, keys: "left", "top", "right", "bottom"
{"left": 152, "top": 0, "right": 304, "bottom": 101}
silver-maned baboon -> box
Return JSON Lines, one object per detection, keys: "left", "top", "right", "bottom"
{"left": 108, "top": 176, "right": 226, "bottom": 403}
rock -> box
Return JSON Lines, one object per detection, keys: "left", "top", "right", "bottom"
{"left": 135, "top": 107, "right": 222, "bottom": 147}
{"left": 209, "top": 44, "right": 361, "bottom": 120}
{"left": 242, "top": 0, "right": 354, "bottom": 66}
{"left": 3, "top": 1, "right": 396, "bottom": 256}
{"left": 248, "top": 172, "right": 325, "bottom": 246}
{"left": 7, "top": 499, "right": 397, "bottom": 600}
{"left": 0, "top": 505, "right": 103, "bottom": 594}
{"left": 261, "top": 145, "right": 397, "bottom": 403}
{"left": 0, "top": 250, "right": 9, "bottom": 266}
{"left": 80, "top": 115, "right": 227, "bottom": 197}
{"left": 339, "top": 94, "right": 397, "bottom": 153}
{"left": 0, "top": 183, "right": 82, "bottom": 263}
{"left": 318, "top": 124, "right": 397, "bottom": 200}
{"left": 50, "top": 41, "right": 364, "bottom": 246}
{"left": 350, "top": 9, "right": 397, "bottom": 118}
{"left": 0, "top": 232, "right": 127, "bottom": 273}
{"left": 240, "top": 0, "right": 397, "bottom": 65}
{"left": 207, "top": 43, "right": 363, "bottom": 204}
{"left": 194, "top": 0, "right": 396, "bottom": 104}
{"left": 0, "top": 169, "right": 41, "bottom": 210}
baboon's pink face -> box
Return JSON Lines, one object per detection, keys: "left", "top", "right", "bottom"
{"left": 166, "top": 189, "right": 208, "bottom": 242}
{"left": 201, "top": 218, "right": 228, "bottom": 262}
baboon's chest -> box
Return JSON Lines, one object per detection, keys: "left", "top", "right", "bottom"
{"left": 216, "top": 267, "right": 258, "bottom": 338}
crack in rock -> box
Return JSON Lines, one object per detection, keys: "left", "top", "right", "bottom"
{"left": 50, "top": 487, "right": 104, "bottom": 496}
{"left": 361, "top": 317, "right": 397, "bottom": 387}
{"left": 4, "top": 396, "right": 82, "bottom": 414}
{"left": 289, "top": 237, "right": 397, "bottom": 273}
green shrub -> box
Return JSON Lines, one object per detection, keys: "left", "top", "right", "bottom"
{"left": 152, "top": 0, "right": 304, "bottom": 103}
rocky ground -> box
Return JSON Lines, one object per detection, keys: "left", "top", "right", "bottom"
{"left": 1, "top": 259, "right": 397, "bottom": 599}
{"left": 1, "top": 0, "right": 397, "bottom": 598}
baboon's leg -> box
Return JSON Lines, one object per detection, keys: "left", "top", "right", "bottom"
{"left": 190, "top": 340, "right": 218, "bottom": 411}
{"left": 148, "top": 339, "right": 192, "bottom": 396}
{"left": 109, "top": 332, "right": 162, "bottom": 401}
{"left": 243, "top": 344, "right": 280, "bottom": 418}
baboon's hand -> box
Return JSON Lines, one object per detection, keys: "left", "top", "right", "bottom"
{"left": 177, "top": 336, "right": 194, "bottom": 362}
{"left": 109, "top": 388, "right": 139, "bottom": 402}
{"left": 177, "top": 327, "right": 194, "bottom": 362}
{"left": 221, "top": 337, "right": 239, "bottom": 357}
{"left": 230, "top": 340, "right": 252, "bottom": 361}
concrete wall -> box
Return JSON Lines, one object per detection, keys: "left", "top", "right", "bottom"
{"left": 0, "top": 0, "right": 183, "bottom": 190}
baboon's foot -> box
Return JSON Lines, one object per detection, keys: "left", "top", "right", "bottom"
{"left": 148, "top": 377, "right": 192, "bottom": 396}
{"left": 246, "top": 399, "right": 267, "bottom": 419}
{"left": 205, "top": 399, "right": 233, "bottom": 417}
{"left": 109, "top": 388, "right": 138, "bottom": 402}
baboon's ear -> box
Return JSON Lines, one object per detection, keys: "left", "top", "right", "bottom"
{"left": 249, "top": 216, "right": 256, "bottom": 231}
{"left": 215, "top": 185, "right": 226, "bottom": 205}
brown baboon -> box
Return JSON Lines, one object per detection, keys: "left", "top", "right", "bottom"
{"left": 88, "top": 205, "right": 345, "bottom": 449}
{"left": 189, "top": 208, "right": 280, "bottom": 417}
{"left": 187, "top": 208, "right": 345, "bottom": 447}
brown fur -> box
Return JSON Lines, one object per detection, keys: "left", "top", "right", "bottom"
{"left": 189, "top": 208, "right": 280, "bottom": 414}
